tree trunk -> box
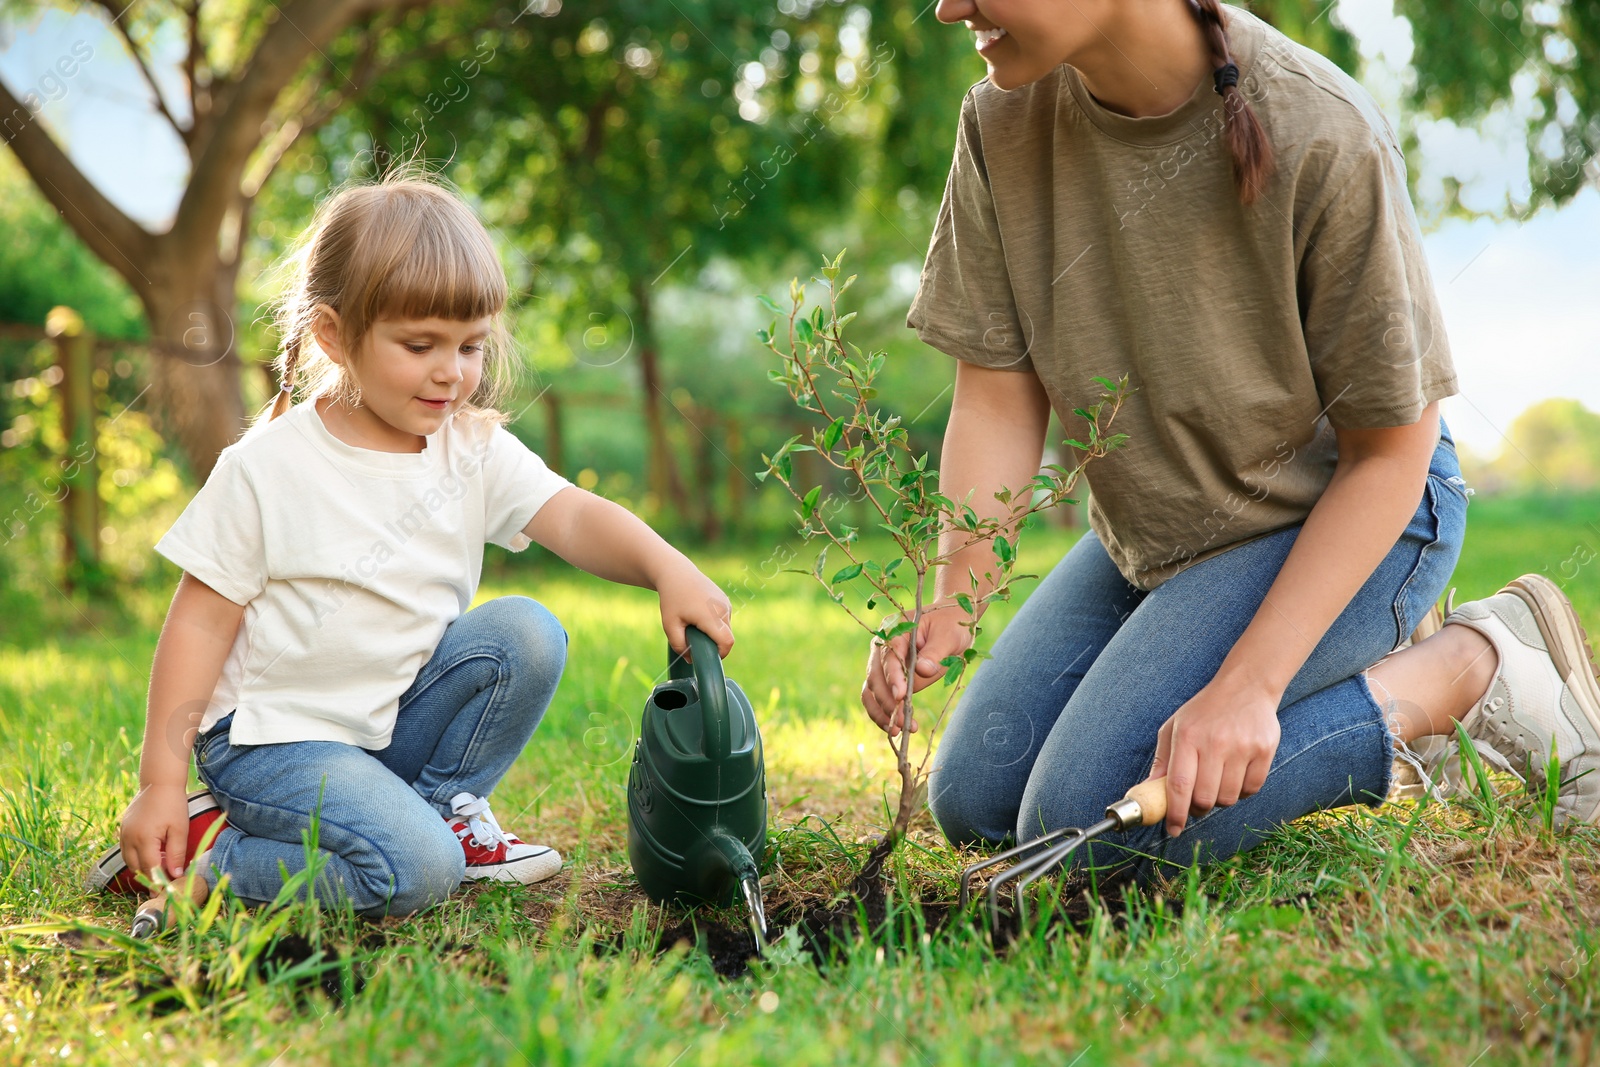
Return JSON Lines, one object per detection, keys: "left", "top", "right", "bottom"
{"left": 631, "top": 284, "right": 689, "bottom": 517}
{"left": 692, "top": 403, "right": 722, "bottom": 542}
{"left": 142, "top": 266, "right": 248, "bottom": 484}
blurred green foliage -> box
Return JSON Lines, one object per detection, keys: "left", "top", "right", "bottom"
{"left": 1399, "top": 0, "right": 1600, "bottom": 213}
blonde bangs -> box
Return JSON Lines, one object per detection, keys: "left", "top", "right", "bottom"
{"left": 343, "top": 184, "right": 508, "bottom": 335}
{"left": 363, "top": 205, "right": 507, "bottom": 327}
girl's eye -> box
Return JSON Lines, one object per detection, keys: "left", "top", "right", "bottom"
{"left": 406, "top": 343, "right": 430, "bottom": 353}
{"left": 461, "top": 345, "right": 483, "bottom": 355}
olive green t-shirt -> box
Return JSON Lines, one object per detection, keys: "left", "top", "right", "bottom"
{"left": 907, "top": 5, "right": 1458, "bottom": 591}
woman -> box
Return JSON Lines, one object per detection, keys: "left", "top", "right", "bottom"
{"left": 861, "top": 0, "right": 1600, "bottom": 884}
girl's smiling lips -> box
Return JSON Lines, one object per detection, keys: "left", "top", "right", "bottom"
{"left": 417, "top": 397, "right": 451, "bottom": 410}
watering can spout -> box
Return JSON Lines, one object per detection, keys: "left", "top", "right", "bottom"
{"left": 706, "top": 832, "right": 767, "bottom": 953}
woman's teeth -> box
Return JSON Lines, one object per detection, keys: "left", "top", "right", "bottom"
{"left": 975, "top": 27, "right": 1008, "bottom": 50}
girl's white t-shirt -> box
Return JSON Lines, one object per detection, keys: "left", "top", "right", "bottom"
{"left": 154, "top": 401, "right": 572, "bottom": 749}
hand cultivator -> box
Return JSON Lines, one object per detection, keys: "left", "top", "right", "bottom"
{"left": 959, "top": 778, "right": 1169, "bottom": 933}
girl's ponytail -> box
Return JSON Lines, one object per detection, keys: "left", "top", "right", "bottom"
{"left": 268, "top": 333, "right": 302, "bottom": 421}
{"left": 1189, "top": 0, "right": 1275, "bottom": 204}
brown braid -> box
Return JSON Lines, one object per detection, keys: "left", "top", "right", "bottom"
{"left": 1188, "top": 0, "right": 1275, "bottom": 204}
{"left": 269, "top": 333, "right": 302, "bottom": 421}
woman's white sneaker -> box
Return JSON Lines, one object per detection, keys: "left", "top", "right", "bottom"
{"left": 1440, "top": 574, "right": 1600, "bottom": 826}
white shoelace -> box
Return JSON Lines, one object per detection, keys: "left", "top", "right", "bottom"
{"left": 450, "top": 793, "right": 514, "bottom": 850}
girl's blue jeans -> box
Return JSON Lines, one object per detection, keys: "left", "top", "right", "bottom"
{"left": 928, "top": 419, "right": 1470, "bottom": 886}
{"left": 194, "top": 596, "right": 566, "bottom": 917}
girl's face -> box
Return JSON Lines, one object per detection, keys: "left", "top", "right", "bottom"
{"left": 935, "top": 0, "right": 1113, "bottom": 90}
{"left": 318, "top": 311, "right": 490, "bottom": 452}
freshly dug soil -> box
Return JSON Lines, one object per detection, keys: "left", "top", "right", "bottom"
{"left": 607, "top": 839, "right": 1207, "bottom": 979}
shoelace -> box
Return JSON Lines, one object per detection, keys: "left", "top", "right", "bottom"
{"left": 451, "top": 794, "right": 514, "bottom": 851}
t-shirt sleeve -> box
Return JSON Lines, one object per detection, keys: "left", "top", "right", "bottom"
{"left": 1297, "top": 135, "right": 1459, "bottom": 429}
{"left": 906, "top": 87, "right": 1034, "bottom": 372}
{"left": 153, "top": 448, "right": 267, "bottom": 606}
{"left": 479, "top": 424, "right": 573, "bottom": 552}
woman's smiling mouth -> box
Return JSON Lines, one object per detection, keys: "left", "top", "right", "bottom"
{"left": 974, "top": 26, "right": 1009, "bottom": 53}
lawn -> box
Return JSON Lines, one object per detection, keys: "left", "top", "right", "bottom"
{"left": 3, "top": 492, "right": 1599, "bottom": 1065}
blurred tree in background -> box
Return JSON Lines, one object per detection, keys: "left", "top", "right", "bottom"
{"left": 1399, "top": 0, "right": 1600, "bottom": 214}
{"left": 1469, "top": 398, "right": 1600, "bottom": 493}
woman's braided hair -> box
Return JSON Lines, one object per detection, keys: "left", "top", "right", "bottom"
{"left": 1188, "top": 0, "right": 1275, "bottom": 203}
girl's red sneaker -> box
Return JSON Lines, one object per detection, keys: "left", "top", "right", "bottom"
{"left": 447, "top": 792, "right": 562, "bottom": 885}
{"left": 86, "top": 789, "right": 227, "bottom": 894}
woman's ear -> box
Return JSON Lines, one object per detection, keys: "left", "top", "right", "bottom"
{"left": 313, "top": 304, "right": 345, "bottom": 366}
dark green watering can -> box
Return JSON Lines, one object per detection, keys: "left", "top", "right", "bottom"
{"left": 626, "top": 625, "right": 768, "bottom": 947}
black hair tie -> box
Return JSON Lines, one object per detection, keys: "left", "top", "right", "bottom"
{"left": 1213, "top": 62, "right": 1240, "bottom": 95}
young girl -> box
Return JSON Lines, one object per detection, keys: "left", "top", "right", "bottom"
{"left": 863, "top": 0, "right": 1600, "bottom": 882}
{"left": 90, "top": 174, "right": 735, "bottom": 929}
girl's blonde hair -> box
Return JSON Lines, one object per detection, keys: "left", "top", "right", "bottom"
{"left": 257, "top": 168, "right": 516, "bottom": 427}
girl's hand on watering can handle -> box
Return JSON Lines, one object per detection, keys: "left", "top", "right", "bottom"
{"left": 861, "top": 605, "right": 972, "bottom": 738}
{"left": 656, "top": 562, "right": 735, "bottom": 660}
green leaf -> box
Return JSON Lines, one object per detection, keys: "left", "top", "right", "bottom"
{"left": 822, "top": 417, "right": 845, "bottom": 451}
{"left": 880, "top": 619, "right": 915, "bottom": 641}
{"left": 831, "top": 563, "right": 864, "bottom": 584}
{"left": 813, "top": 546, "right": 828, "bottom": 579}
{"left": 954, "top": 593, "right": 974, "bottom": 615}
{"left": 940, "top": 655, "right": 965, "bottom": 685}
{"left": 884, "top": 558, "right": 904, "bottom": 576}
{"left": 795, "top": 318, "right": 815, "bottom": 344}
{"left": 756, "top": 328, "right": 772, "bottom": 345}
{"left": 801, "top": 486, "right": 821, "bottom": 521}
{"left": 993, "top": 535, "right": 1015, "bottom": 565}
{"left": 757, "top": 294, "right": 784, "bottom": 315}
{"left": 1072, "top": 407, "right": 1094, "bottom": 422}
{"left": 1091, "top": 375, "right": 1120, "bottom": 392}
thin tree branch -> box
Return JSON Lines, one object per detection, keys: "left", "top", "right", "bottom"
{"left": 91, "top": 0, "right": 188, "bottom": 141}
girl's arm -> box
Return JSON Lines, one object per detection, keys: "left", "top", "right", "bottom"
{"left": 1148, "top": 401, "right": 1443, "bottom": 835}
{"left": 522, "top": 487, "right": 734, "bottom": 658}
{"left": 862, "top": 360, "right": 1053, "bottom": 734}
{"left": 121, "top": 573, "right": 244, "bottom": 881}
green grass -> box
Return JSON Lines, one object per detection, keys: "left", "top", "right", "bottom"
{"left": 4, "top": 493, "right": 1600, "bottom": 1065}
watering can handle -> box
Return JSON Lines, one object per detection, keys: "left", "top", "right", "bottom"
{"left": 668, "top": 625, "right": 731, "bottom": 762}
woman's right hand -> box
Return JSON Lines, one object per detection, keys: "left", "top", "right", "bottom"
{"left": 861, "top": 605, "right": 976, "bottom": 737}
{"left": 120, "top": 783, "right": 192, "bottom": 883}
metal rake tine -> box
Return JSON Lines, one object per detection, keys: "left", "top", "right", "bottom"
{"left": 958, "top": 825, "right": 1081, "bottom": 909}
{"left": 985, "top": 825, "right": 1095, "bottom": 934}
{"left": 1012, "top": 815, "right": 1119, "bottom": 930}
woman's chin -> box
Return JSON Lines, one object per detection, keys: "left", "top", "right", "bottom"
{"left": 985, "top": 59, "right": 1054, "bottom": 92}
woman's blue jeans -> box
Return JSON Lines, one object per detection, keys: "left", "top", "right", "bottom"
{"left": 194, "top": 596, "right": 566, "bottom": 917}
{"left": 928, "top": 420, "right": 1470, "bottom": 886}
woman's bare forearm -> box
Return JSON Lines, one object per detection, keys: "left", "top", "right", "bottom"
{"left": 141, "top": 574, "right": 245, "bottom": 789}
{"left": 1216, "top": 407, "right": 1441, "bottom": 698}
{"left": 934, "top": 361, "right": 1053, "bottom": 612}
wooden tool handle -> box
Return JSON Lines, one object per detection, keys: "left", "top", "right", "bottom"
{"left": 1124, "top": 777, "right": 1168, "bottom": 825}
{"left": 1105, "top": 777, "right": 1169, "bottom": 830}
